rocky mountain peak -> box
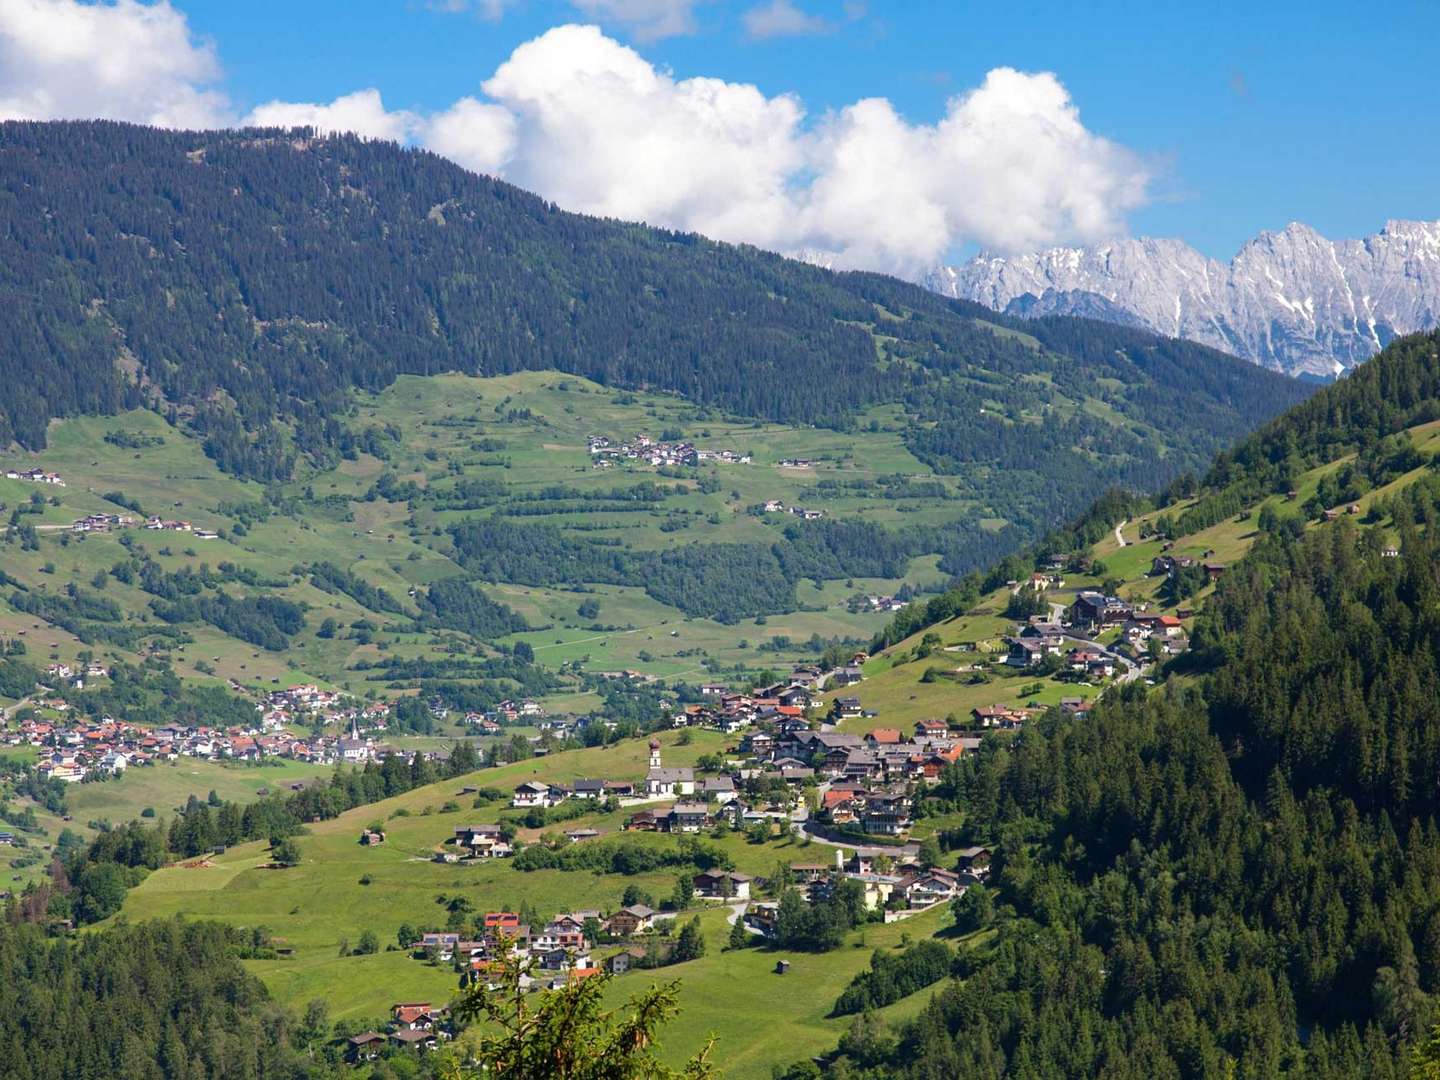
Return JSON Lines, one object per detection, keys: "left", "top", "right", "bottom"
{"left": 926, "top": 220, "right": 1440, "bottom": 377}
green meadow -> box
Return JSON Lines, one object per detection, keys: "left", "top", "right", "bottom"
{"left": 114, "top": 728, "right": 966, "bottom": 1078}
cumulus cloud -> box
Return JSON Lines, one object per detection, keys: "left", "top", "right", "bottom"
{"left": 419, "top": 30, "right": 1149, "bottom": 273}
{"left": 243, "top": 89, "right": 418, "bottom": 142}
{"left": 475, "top": 24, "right": 803, "bottom": 242}
{"left": 741, "top": 0, "right": 832, "bottom": 39}
{"left": 0, "top": 0, "right": 230, "bottom": 127}
{"left": 0, "top": 5, "right": 1150, "bottom": 273}
{"left": 569, "top": 0, "right": 700, "bottom": 41}
{"left": 423, "top": 96, "right": 518, "bottom": 175}
{"left": 798, "top": 68, "right": 1150, "bottom": 268}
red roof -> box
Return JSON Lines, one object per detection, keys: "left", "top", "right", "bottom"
{"left": 867, "top": 727, "right": 902, "bottom": 743}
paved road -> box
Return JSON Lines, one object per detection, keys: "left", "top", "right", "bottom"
{"left": 793, "top": 815, "right": 918, "bottom": 858}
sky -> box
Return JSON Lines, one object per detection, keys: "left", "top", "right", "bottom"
{"left": 1, "top": 0, "right": 1436, "bottom": 274}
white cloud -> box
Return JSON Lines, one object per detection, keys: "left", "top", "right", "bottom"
{"left": 423, "top": 96, "right": 517, "bottom": 175}
{"left": 0, "top": 7, "right": 1150, "bottom": 273}
{"left": 569, "top": 0, "right": 700, "bottom": 41}
{"left": 243, "top": 89, "right": 418, "bottom": 142}
{"left": 0, "top": 0, "right": 230, "bottom": 127}
{"left": 799, "top": 68, "right": 1150, "bottom": 270}
{"left": 419, "top": 30, "right": 1149, "bottom": 274}
{"left": 741, "top": 0, "right": 831, "bottom": 39}
{"left": 472, "top": 24, "right": 803, "bottom": 241}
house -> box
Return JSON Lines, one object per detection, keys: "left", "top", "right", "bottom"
{"left": 777, "top": 686, "right": 812, "bottom": 709}
{"left": 565, "top": 828, "right": 601, "bottom": 843}
{"left": 571, "top": 778, "right": 606, "bottom": 800}
{"left": 669, "top": 802, "right": 710, "bottom": 832}
{"left": 955, "top": 846, "right": 993, "bottom": 878}
{"left": 605, "top": 945, "right": 649, "bottom": 974}
{"left": 693, "top": 869, "right": 752, "bottom": 899}
{"left": 606, "top": 904, "right": 655, "bottom": 937}
{"left": 700, "top": 775, "right": 737, "bottom": 804}
{"left": 389, "top": 1030, "right": 438, "bottom": 1052}
{"left": 348, "top": 1033, "right": 387, "bottom": 1062}
{"left": 865, "top": 727, "right": 903, "bottom": 745}
{"left": 831, "top": 697, "right": 863, "bottom": 721}
{"left": 1058, "top": 698, "right": 1092, "bottom": 721}
{"left": 830, "top": 666, "right": 865, "bottom": 688}
{"left": 359, "top": 828, "right": 385, "bottom": 845}
{"left": 1006, "top": 636, "right": 1055, "bottom": 668}
{"left": 512, "top": 780, "right": 554, "bottom": 808}
{"left": 417, "top": 934, "right": 460, "bottom": 960}
{"left": 915, "top": 719, "right": 949, "bottom": 738}
{"left": 901, "top": 868, "right": 961, "bottom": 907}
{"left": 1067, "top": 591, "right": 1131, "bottom": 630}
{"left": 861, "top": 791, "right": 912, "bottom": 836}
{"left": 392, "top": 1002, "right": 440, "bottom": 1031}
{"left": 625, "top": 810, "right": 661, "bottom": 831}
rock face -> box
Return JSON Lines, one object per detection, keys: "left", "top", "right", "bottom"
{"left": 926, "top": 220, "right": 1440, "bottom": 377}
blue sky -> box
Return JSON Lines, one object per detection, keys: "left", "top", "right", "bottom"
{"left": 4, "top": 1, "right": 1436, "bottom": 267}
{"left": 176, "top": 0, "right": 1438, "bottom": 259}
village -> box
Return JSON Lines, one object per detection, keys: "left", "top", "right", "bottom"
{"left": 587, "top": 432, "right": 752, "bottom": 469}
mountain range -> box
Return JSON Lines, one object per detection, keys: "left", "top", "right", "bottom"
{"left": 0, "top": 120, "right": 1305, "bottom": 542}
{"left": 925, "top": 219, "right": 1440, "bottom": 378}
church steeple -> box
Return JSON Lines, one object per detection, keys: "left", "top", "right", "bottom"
{"left": 648, "top": 738, "right": 662, "bottom": 770}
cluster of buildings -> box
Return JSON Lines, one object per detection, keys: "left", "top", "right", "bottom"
{"left": 144, "top": 516, "right": 218, "bottom": 539}
{"left": 69, "top": 512, "right": 135, "bottom": 534}
{"left": 5, "top": 707, "right": 415, "bottom": 784}
{"left": 850, "top": 593, "right": 909, "bottom": 614}
{"left": 3, "top": 468, "right": 64, "bottom": 486}
{"left": 346, "top": 1004, "right": 454, "bottom": 1060}
{"left": 587, "top": 433, "right": 751, "bottom": 469}
{"left": 759, "top": 500, "right": 826, "bottom": 520}
{"left": 256, "top": 684, "right": 395, "bottom": 736}
{"left": 460, "top": 698, "right": 545, "bottom": 732}
{"left": 746, "top": 846, "right": 992, "bottom": 930}
{"left": 1150, "top": 553, "right": 1226, "bottom": 582}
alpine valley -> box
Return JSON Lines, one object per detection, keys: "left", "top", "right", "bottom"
{"left": 7, "top": 117, "right": 1440, "bottom": 1080}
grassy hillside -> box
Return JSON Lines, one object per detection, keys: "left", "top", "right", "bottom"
{"left": 0, "top": 373, "right": 967, "bottom": 699}
{"left": 114, "top": 728, "right": 963, "bottom": 1078}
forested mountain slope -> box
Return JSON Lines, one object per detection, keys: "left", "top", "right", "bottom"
{"left": 808, "top": 331, "right": 1440, "bottom": 1078}
{"left": 875, "top": 329, "right": 1440, "bottom": 648}
{"left": 0, "top": 121, "right": 1304, "bottom": 535}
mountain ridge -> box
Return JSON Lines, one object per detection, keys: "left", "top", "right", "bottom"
{"left": 0, "top": 120, "right": 1305, "bottom": 544}
{"left": 926, "top": 218, "right": 1440, "bottom": 377}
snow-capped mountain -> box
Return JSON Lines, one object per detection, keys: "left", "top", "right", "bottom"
{"left": 925, "top": 220, "right": 1440, "bottom": 377}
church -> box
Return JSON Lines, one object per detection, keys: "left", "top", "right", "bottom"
{"left": 644, "top": 739, "right": 696, "bottom": 798}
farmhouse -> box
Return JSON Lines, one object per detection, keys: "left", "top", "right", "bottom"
{"left": 605, "top": 905, "right": 655, "bottom": 937}
{"left": 511, "top": 780, "right": 556, "bottom": 808}
{"left": 693, "top": 869, "right": 752, "bottom": 899}
{"left": 668, "top": 802, "right": 710, "bottom": 832}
